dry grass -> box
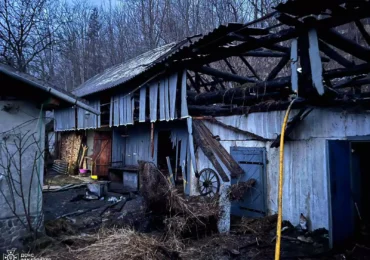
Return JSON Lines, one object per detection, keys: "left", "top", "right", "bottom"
{"left": 40, "top": 228, "right": 179, "bottom": 260}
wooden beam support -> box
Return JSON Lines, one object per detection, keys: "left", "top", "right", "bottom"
{"left": 242, "top": 51, "right": 288, "bottom": 57}
{"left": 223, "top": 58, "right": 237, "bottom": 74}
{"left": 291, "top": 38, "right": 298, "bottom": 93}
{"left": 324, "top": 63, "right": 370, "bottom": 79}
{"left": 308, "top": 29, "right": 325, "bottom": 95}
{"left": 319, "top": 29, "right": 370, "bottom": 62}
{"left": 355, "top": 20, "right": 370, "bottom": 46}
{"left": 206, "top": 64, "right": 227, "bottom": 90}
{"left": 193, "top": 120, "right": 243, "bottom": 178}
{"left": 239, "top": 56, "right": 261, "bottom": 80}
{"left": 192, "top": 123, "right": 230, "bottom": 182}
{"left": 318, "top": 40, "right": 354, "bottom": 68}
{"left": 186, "top": 71, "right": 201, "bottom": 93}
{"left": 201, "top": 117, "right": 268, "bottom": 141}
{"left": 333, "top": 77, "right": 370, "bottom": 89}
{"left": 193, "top": 66, "right": 257, "bottom": 84}
{"left": 266, "top": 56, "right": 290, "bottom": 81}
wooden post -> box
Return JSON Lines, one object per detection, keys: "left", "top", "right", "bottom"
{"left": 150, "top": 123, "right": 154, "bottom": 158}
{"left": 308, "top": 29, "right": 324, "bottom": 95}
{"left": 290, "top": 38, "right": 298, "bottom": 94}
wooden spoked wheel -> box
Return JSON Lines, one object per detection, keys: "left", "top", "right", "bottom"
{"left": 198, "top": 168, "right": 220, "bottom": 197}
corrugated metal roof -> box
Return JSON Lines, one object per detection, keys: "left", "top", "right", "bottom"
{"left": 0, "top": 63, "right": 102, "bottom": 114}
{"left": 72, "top": 23, "right": 246, "bottom": 98}
{"left": 0, "top": 63, "right": 74, "bottom": 98}
{"left": 72, "top": 42, "right": 179, "bottom": 97}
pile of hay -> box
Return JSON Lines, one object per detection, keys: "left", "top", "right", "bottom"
{"left": 72, "top": 229, "right": 176, "bottom": 260}
{"left": 39, "top": 228, "right": 178, "bottom": 260}
{"left": 138, "top": 161, "right": 220, "bottom": 238}
{"left": 228, "top": 179, "right": 256, "bottom": 201}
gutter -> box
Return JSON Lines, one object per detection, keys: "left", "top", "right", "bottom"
{"left": 0, "top": 67, "right": 101, "bottom": 115}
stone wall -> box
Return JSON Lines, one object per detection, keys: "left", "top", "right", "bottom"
{"left": 0, "top": 215, "right": 43, "bottom": 251}
{"left": 0, "top": 100, "right": 45, "bottom": 251}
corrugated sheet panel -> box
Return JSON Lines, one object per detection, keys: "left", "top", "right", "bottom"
{"left": 112, "top": 93, "right": 134, "bottom": 126}
{"left": 180, "top": 70, "right": 189, "bottom": 118}
{"left": 77, "top": 99, "right": 100, "bottom": 129}
{"left": 54, "top": 106, "right": 76, "bottom": 131}
{"left": 112, "top": 128, "right": 125, "bottom": 164}
{"left": 72, "top": 42, "right": 178, "bottom": 97}
{"left": 124, "top": 125, "right": 154, "bottom": 165}
{"left": 139, "top": 86, "right": 147, "bottom": 122}
{"left": 159, "top": 79, "right": 165, "bottom": 121}
{"left": 169, "top": 73, "right": 177, "bottom": 120}
{"left": 150, "top": 82, "right": 159, "bottom": 122}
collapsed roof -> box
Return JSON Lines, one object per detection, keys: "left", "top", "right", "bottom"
{"left": 71, "top": 0, "right": 370, "bottom": 115}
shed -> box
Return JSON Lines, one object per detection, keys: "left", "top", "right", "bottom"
{"left": 0, "top": 63, "right": 98, "bottom": 250}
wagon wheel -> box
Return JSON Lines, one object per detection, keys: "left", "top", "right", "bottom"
{"left": 198, "top": 168, "right": 220, "bottom": 197}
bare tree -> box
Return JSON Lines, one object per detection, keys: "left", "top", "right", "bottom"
{"left": 0, "top": 128, "right": 45, "bottom": 238}
{"left": 0, "top": 0, "right": 62, "bottom": 72}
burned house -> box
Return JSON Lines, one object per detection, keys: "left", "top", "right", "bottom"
{"left": 0, "top": 64, "right": 99, "bottom": 250}
{"left": 53, "top": 0, "right": 370, "bottom": 248}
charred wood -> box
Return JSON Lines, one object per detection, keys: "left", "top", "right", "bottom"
{"left": 193, "top": 120, "right": 244, "bottom": 178}
{"left": 266, "top": 56, "right": 290, "bottom": 81}
{"left": 319, "top": 29, "right": 370, "bottom": 63}
{"left": 239, "top": 56, "right": 261, "bottom": 80}
{"left": 319, "top": 41, "right": 354, "bottom": 68}
{"left": 192, "top": 124, "right": 230, "bottom": 182}
{"left": 242, "top": 51, "right": 288, "bottom": 57}
{"left": 355, "top": 20, "right": 370, "bottom": 46}
{"left": 194, "top": 66, "right": 257, "bottom": 83}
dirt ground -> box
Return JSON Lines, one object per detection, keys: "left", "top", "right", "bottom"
{"left": 37, "top": 169, "right": 370, "bottom": 260}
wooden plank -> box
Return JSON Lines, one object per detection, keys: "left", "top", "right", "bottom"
{"left": 150, "top": 123, "right": 154, "bottom": 158}
{"left": 187, "top": 117, "right": 197, "bottom": 182}
{"left": 355, "top": 20, "right": 370, "bottom": 46}
{"left": 291, "top": 38, "right": 298, "bottom": 93}
{"left": 318, "top": 41, "right": 354, "bottom": 68}
{"left": 194, "top": 66, "right": 257, "bottom": 83}
{"left": 319, "top": 29, "right": 370, "bottom": 63}
{"left": 266, "top": 56, "right": 290, "bottom": 81}
{"left": 194, "top": 120, "right": 244, "bottom": 178}
{"left": 239, "top": 55, "right": 261, "bottom": 80}
{"left": 192, "top": 122, "right": 230, "bottom": 182}
{"left": 308, "top": 29, "right": 325, "bottom": 95}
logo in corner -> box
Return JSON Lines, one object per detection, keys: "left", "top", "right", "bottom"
{"left": 3, "top": 249, "right": 18, "bottom": 260}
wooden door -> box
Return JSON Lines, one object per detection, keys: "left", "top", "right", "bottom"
{"left": 230, "top": 147, "right": 267, "bottom": 218}
{"left": 93, "top": 131, "right": 112, "bottom": 176}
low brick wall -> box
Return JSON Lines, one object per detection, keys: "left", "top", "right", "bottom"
{"left": 0, "top": 214, "right": 43, "bottom": 252}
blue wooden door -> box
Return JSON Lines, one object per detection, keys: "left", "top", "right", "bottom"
{"left": 328, "top": 140, "right": 354, "bottom": 247}
{"left": 230, "top": 147, "right": 266, "bottom": 218}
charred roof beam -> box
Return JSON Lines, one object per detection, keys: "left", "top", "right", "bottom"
{"left": 193, "top": 66, "right": 257, "bottom": 84}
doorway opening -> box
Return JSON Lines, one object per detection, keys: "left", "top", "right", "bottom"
{"left": 328, "top": 140, "right": 370, "bottom": 248}
{"left": 157, "top": 131, "right": 176, "bottom": 172}
{"left": 350, "top": 142, "right": 370, "bottom": 245}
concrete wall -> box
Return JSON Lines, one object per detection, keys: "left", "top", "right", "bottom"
{"left": 0, "top": 100, "right": 45, "bottom": 250}
{"left": 191, "top": 108, "right": 370, "bottom": 231}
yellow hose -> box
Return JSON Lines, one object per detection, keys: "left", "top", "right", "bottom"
{"left": 275, "top": 99, "right": 296, "bottom": 260}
